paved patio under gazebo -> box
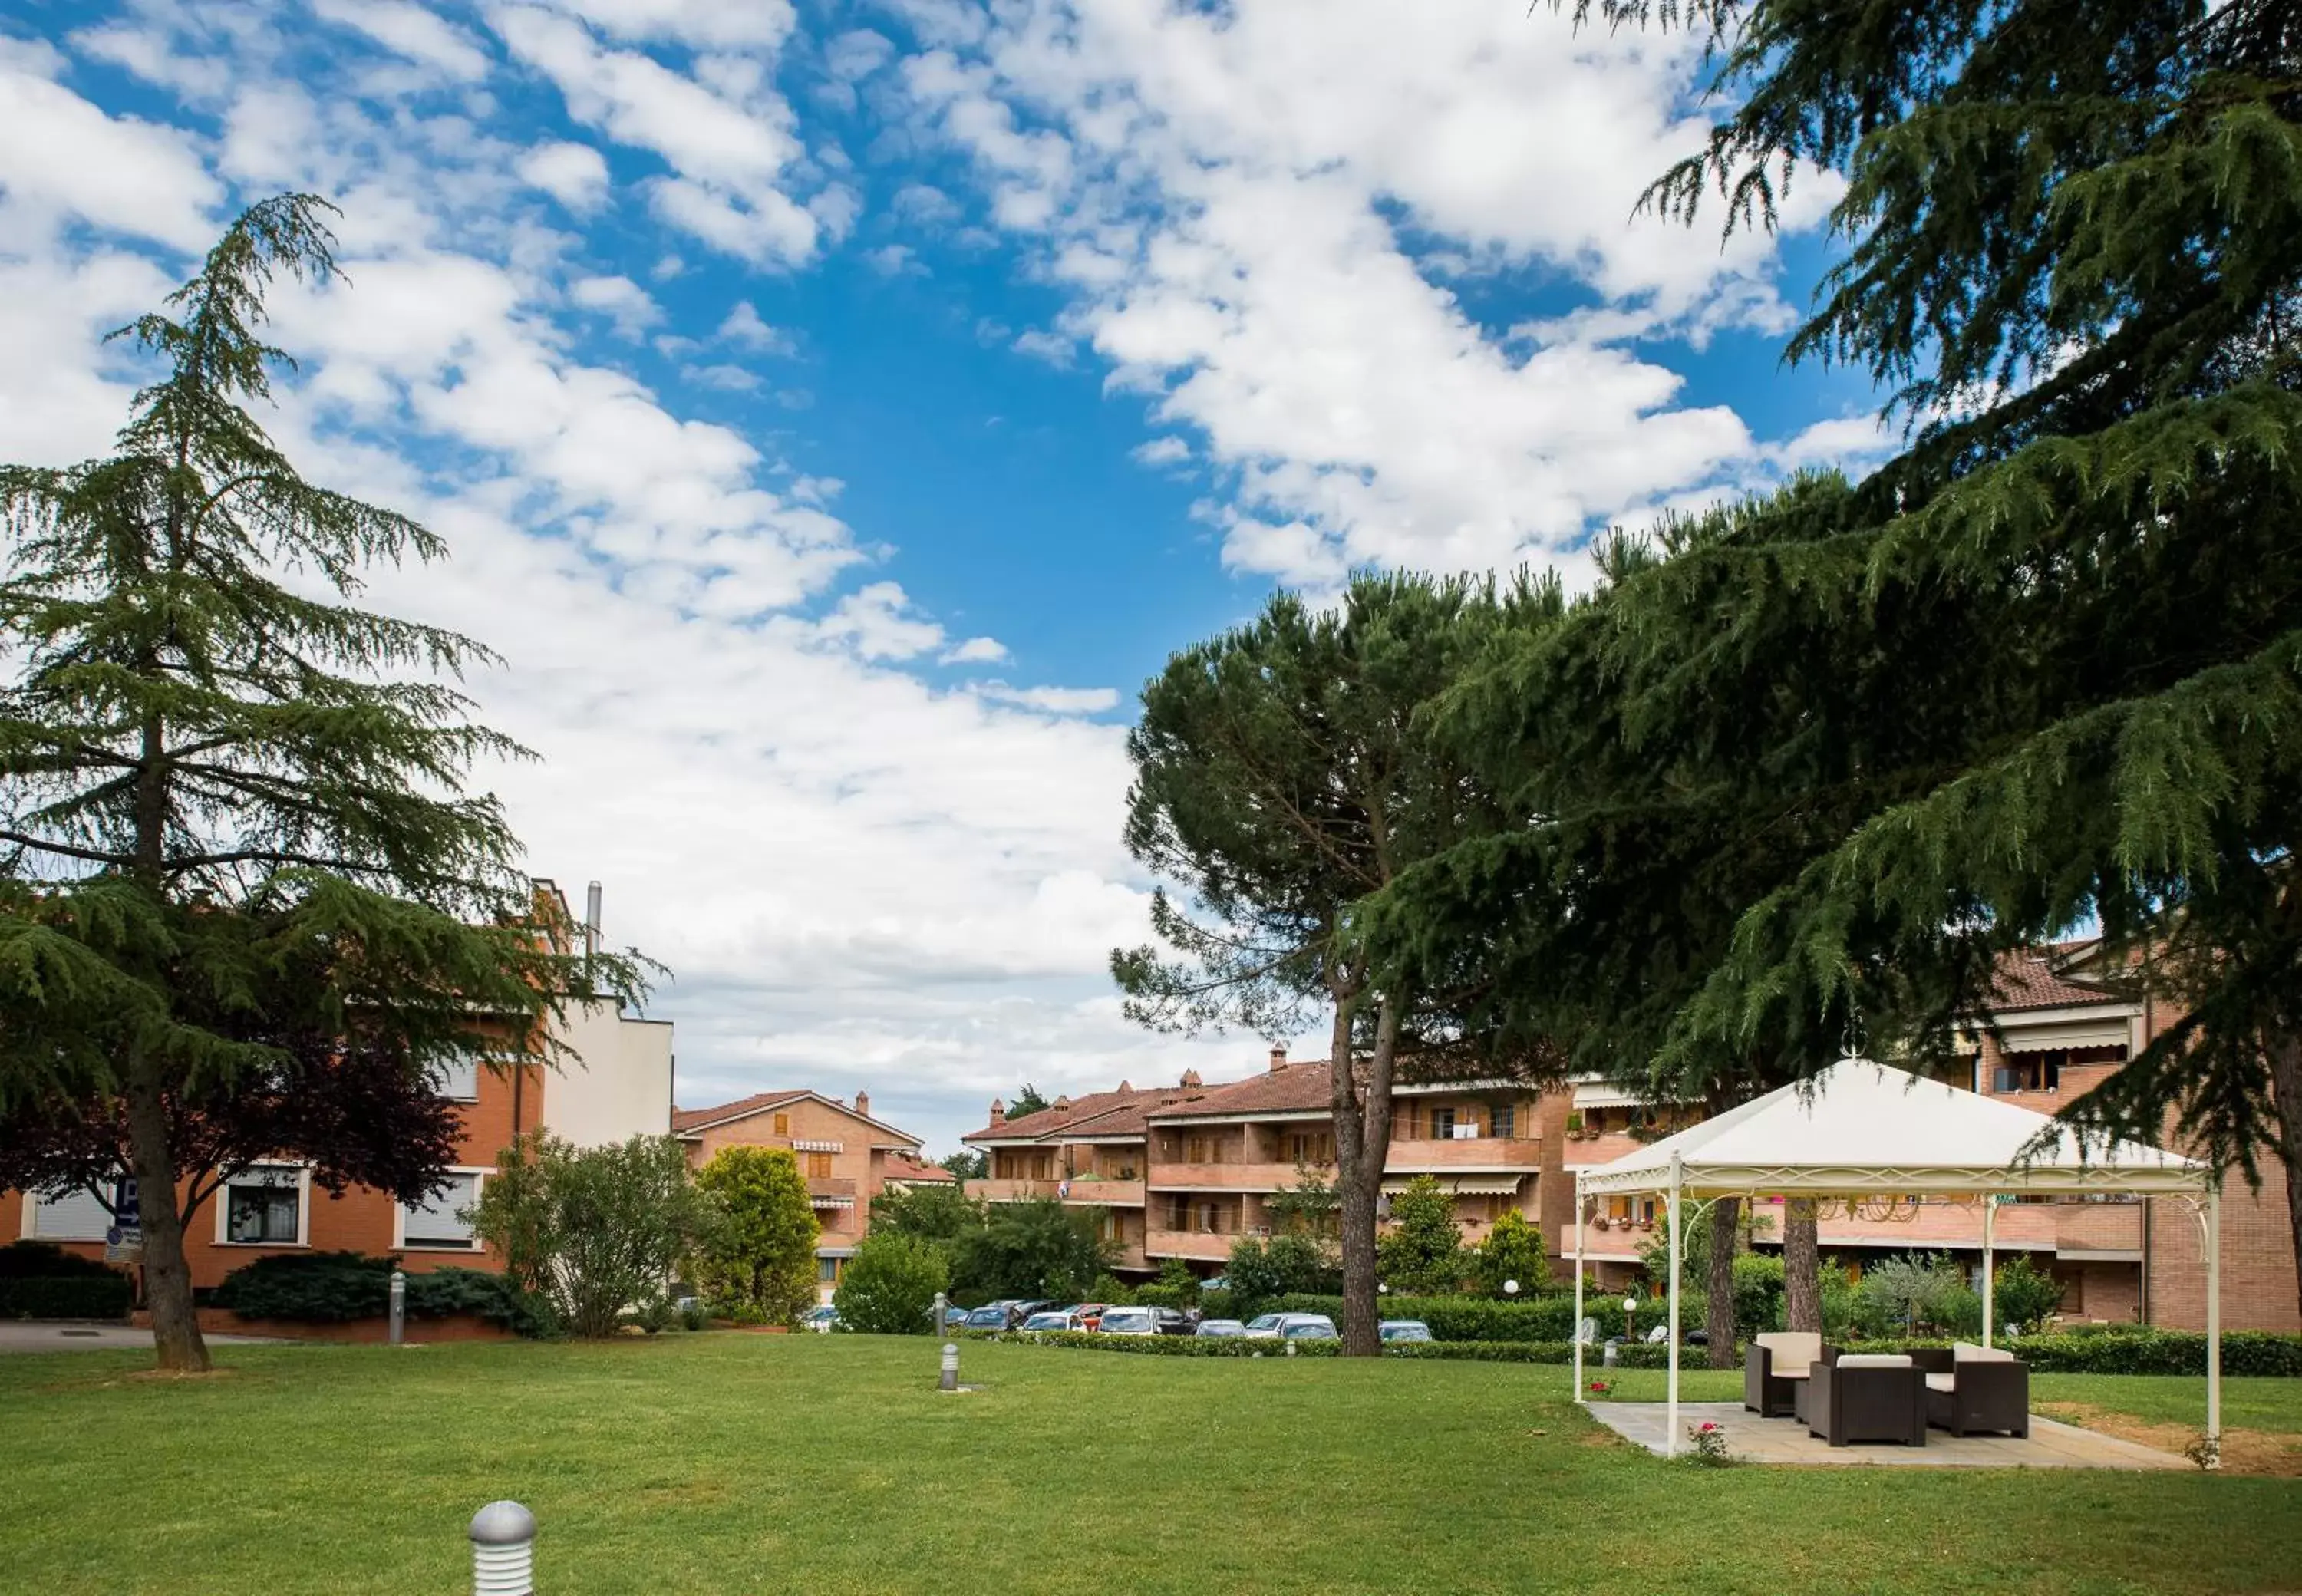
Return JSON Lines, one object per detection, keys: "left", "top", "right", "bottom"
{"left": 1589, "top": 1400, "right": 2188, "bottom": 1469}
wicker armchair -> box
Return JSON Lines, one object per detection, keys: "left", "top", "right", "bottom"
{"left": 1743, "top": 1331, "right": 1828, "bottom": 1419}
{"left": 1805, "top": 1354, "right": 1928, "bottom": 1447}
{"left": 1911, "top": 1344, "right": 2030, "bottom": 1438}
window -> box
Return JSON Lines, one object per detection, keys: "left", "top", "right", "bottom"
{"left": 806, "top": 1151, "right": 833, "bottom": 1179}
{"left": 1426, "top": 1106, "right": 1456, "bottom": 1141}
{"left": 399, "top": 1172, "right": 480, "bottom": 1250}
{"left": 1287, "top": 1132, "right": 1332, "bottom": 1165}
{"left": 1492, "top": 1104, "right": 1515, "bottom": 1139}
{"left": 31, "top": 1181, "right": 121, "bottom": 1242}
{"left": 817, "top": 1257, "right": 840, "bottom": 1283}
{"left": 1994, "top": 1054, "right": 2061, "bottom": 1093}
{"left": 222, "top": 1167, "right": 304, "bottom": 1245}
{"left": 773, "top": 1113, "right": 790, "bottom": 1136}
{"left": 431, "top": 1049, "right": 481, "bottom": 1101}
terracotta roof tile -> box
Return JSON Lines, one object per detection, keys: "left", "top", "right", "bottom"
{"left": 963, "top": 1081, "right": 1212, "bottom": 1143}
{"left": 1146, "top": 1061, "right": 1334, "bottom": 1119}
{"left": 1987, "top": 944, "right": 2122, "bottom": 1012}
{"left": 882, "top": 1153, "right": 955, "bottom": 1184}
{"left": 669, "top": 1090, "right": 810, "bottom": 1135}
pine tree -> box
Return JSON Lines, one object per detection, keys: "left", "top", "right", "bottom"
{"left": 0, "top": 196, "right": 644, "bottom": 1370}
{"left": 1558, "top": 0, "right": 2302, "bottom": 1306}
{"left": 1114, "top": 573, "right": 1550, "bottom": 1354}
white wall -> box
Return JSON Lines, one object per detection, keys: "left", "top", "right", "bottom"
{"left": 540, "top": 1000, "right": 673, "bottom": 1147}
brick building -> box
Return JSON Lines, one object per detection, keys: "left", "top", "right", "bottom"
{"left": 671, "top": 1088, "right": 940, "bottom": 1301}
{"left": 961, "top": 945, "right": 2300, "bottom": 1333}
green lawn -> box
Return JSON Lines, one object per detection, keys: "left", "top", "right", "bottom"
{"left": 5, "top": 1335, "right": 2300, "bottom": 1596}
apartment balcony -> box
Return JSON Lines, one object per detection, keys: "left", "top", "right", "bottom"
{"left": 969, "top": 1177, "right": 1148, "bottom": 1208}
{"left": 806, "top": 1176, "right": 858, "bottom": 1205}
{"left": 1559, "top": 1130, "right": 1647, "bottom": 1169}
{"left": 1149, "top": 1162, "right": 1302, "bottom": 1192}
{"left": 1145, "top": 1225, "right": 1263, "bottom": 1262}
{"left": 1385, "top": 1136, "right": 1543, "bottom": 1172}
{"left": 970, "top": 1178, "right": 1060, "bottom": 1202}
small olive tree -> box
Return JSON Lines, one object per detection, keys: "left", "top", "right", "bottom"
{"left": 693, "top": 1145, "right": 819, "bottom": 1324}
{"left": 833, "top": 1232, "right": 949, "bottom": 1334}
{"left": 470, "top": 1132, "right": 720, "bottom": 1338}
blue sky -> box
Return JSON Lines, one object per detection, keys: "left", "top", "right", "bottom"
{"left": 0, "top": 0, "right": 1882, "bottom": 1152}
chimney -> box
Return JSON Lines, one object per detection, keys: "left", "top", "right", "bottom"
{"left": 988, "top": 1097, "right": 1006, "bottom": 1127}
{"left": 853, "top": 1090, "right": 870, "bottom": 1120}
{"left": 1117, "top": 1079, "right": 1133, "bottom": 1093}
{"left": 1180, "top": 1069, "right": 1202, "bottom": 1088}
{"left": 1051, "top": 1095, "right": 1072, "bottom": 1118}
{"left": 1268, "top": 1044, "right": 1288, "bottom": 1073}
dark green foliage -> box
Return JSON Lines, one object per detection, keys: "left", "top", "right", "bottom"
{"left": 1006, "top": 1085, "right": 1051, "bottom": 1120}
{"left": 1732, "top": 1253, "right": 1786, "bottom": 1337}
{"left": 867, "top": 1179, "right": 984, "bottom": 1244}
{"left": 1376, "top": 1174, "right": 1467, "bottom": 1295}
{"left": 1087, "top": 1272, "right": 1137, "bottom": 1305}
{"left": 1198, "top": 1287, "right": 1235, "bottom": 1320}
{"left": 947, "top": 1198, "right": 1113, "bottom": 1303}
{"left": 1225, "top": 1234, "right": 1341, "bottom": 1316}
{"left": 0, "top": 1241, "right": 118, "bottom": 1278}
{"left": 207, "top": 1251, "right": 537, "bottom": 1332}
{"left": 834, "top": 1233, "right": 951, "bottom": 1334}
{"left": 1992, "top": 1255, "right": 2066, "bottom": 1336}
{"left": 937, "top": 1149, "right": 988, "bottom": 1182}
{"left": 1468, "top": 1209, "right": 1549, "bottom": 1298}
{"left": 692, "top": 1145, "right": 819, "bottom": 1324}
{"left": 1156, "top": 1257, "right": 1202, "bottom": 1304}
{"left": 0, "top": 1274, "right": 133, "bottom": 1320}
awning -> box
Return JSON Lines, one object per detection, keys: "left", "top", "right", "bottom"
{"left": 1382, "top": 1175, "right": 1525, "bottom": 1197}
{"left": 808, "top": 1195, "right": 855, "bottom": 1209}
{"left": 2001, "top": 1021, "right": 2131, "bottom": 1053}
{"left": 1573, "top": 1083, "right": 1649, "bottom": 1110}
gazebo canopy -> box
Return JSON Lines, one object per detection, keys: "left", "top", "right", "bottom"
{"left": 1578, "top": 1058, "right": 2208, "bottom": 1199}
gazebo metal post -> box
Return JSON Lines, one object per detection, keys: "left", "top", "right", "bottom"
{"left": 1981, "top": 1195, "right": 1996, "bottom": 1349}
{"left": 1571, "top": 1170, "right": 1586, "bottom": 1403}
{"left": 2206, "top": 1189, "right": 2222, "bottom": 1467}
{"left": 1664, "top": 1151, "right": 1683, "bottom": 1457}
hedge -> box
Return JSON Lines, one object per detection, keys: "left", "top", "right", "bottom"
{"left": 959, "top": 1324, "right": 2302, "bottom": 1375}
{"left": 1258, "top": 1292, "right": 1686, "bottom": 1342}
{"left": 213, "top": 1251, "right": 545, "bottom": 1334}
{"left": 0, "top": 1241, "right": 123, "bottom": 1280}
{"left": 0, "top": 1274, "right": 134, "bottom": 1321}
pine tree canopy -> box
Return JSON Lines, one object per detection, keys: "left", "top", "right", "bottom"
{"left": 1506, "top": 1, "right": 2302, "bottom": 1175}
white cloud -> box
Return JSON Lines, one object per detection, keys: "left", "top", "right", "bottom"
{"left": 1011, "top": 327, "right": 1073, "bottom": 367}
{"left": 1133, "top": 436, "right": 1189, "bottom": 466}
{"left": 976, "top": 683, "right": 1121, "bottom": 716}
{"left": 717, "top": 298, "right": 789, "bottom": 353}
{"left": 312, "top": 0, "right": 493, "bottom": 81}
{"left": 891, "top": 180, "right": 959, "bottom": 228}
{"left": 569, "top": 272, "right": 661, "bottom": 337}
{"left": 523, "top": 0, "right": 797, "bottom": 48}
{"left": 681, "top": 361, "right": 760, "bottom": 391}
{"left": 897, "top": 0, "right": 1846, "bottom": 585}
{"left": 0, "top": 38, "right": 219, "bottom": 251}
{"left": 942, "top": 635, "right": 1009, "bottom": 664}
{"left": 806, "top": 582, "right": 945, "bottom": 661}
{"left": 491, "top": 3, "right": 821, "bottom": 265}
{"left": 825, "top": 28, "right": 896, "bottom": 82}
{"left": 518, "top": 139, "right": 611, "bottom": 210}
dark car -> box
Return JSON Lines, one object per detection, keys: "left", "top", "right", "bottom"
{"left": 1151, "top": 1307, "right": 1193, "bottom": 1336}
{"left": 962, "top": 1305, "right": 1008, "bottom": 1329}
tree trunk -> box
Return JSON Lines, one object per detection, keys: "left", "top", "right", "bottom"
{"left": 1330, "top": 991, "right": 1399, "bottom": 1357}
{"left": 2267, "top": 1037, "right": 2302, "bottom": 1326}
{"left": 124, "top": 1057, "right": 207, "bottom": 1373}
{"left": 1704, "top": 1195, "right": 1740, "bottom": 1368}
{"left": 1783, "top": 1197, "right": 1822, "bottom": 1334}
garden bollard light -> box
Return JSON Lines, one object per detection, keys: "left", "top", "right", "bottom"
{"left": 388, "top": 1270, "right": 405, "bottom": 1346}
{"left": 1285, "top": 1341, "right": 1297, "bottom": 1357}
{"left": 1601, "top": 1341, "right": 1618, "bottom": 1368}
{"left": 469, "top": 1500, "right": 534, "bottom": 1596}
{"left": 940, "top": 1341, "right": 959, "bottom": 1391}
{"left": 932, "top": 1291, "right": 947, "bottom": 1331}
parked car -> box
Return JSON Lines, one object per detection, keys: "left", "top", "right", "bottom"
{"left": 1070, "top": 1302, "right": 1111, "bottom": 1331}
{"left": 1379, "top": 1319, "right": 1432, "bottom": 1344}
{"left": 802, "top": 1305, "right": 840, "bottom": 1334}
{"left": 944, "top": 1306, "right": 970, "bottom": 1327}
{"left": 1242, "top": 1312, "right": 1288, "bottom": 1340}
{"left": 1150, "top": 1307, "right": 1193, "bottom": 1336}
{"left": 1020, "top": 1311, "right": 1083, "bottom": 1333}
{"left": 1098, "top": 1307, "right": 1160, "bottom": 1336}
{"left": 1278, "top": 1315, "right": 1339, "bottom": 1341}
{"left": 1195, "top": 1317, "right": 1246, "bottom": 1337}
{"left": 962, "top": 1305, "right": 1010, "bottom": 1329}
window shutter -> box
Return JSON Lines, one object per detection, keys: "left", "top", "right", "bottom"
{"left": 33, "top": 1185, "right": 114, "bottom": 1241}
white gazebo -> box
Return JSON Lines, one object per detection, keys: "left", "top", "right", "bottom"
{"left": 1572, "top": 1059, "right": 2221, "bottom": 1460}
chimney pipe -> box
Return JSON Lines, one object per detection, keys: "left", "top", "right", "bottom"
{"left": 1269, "top": 1044, "right": 1288, "bottom": 1073}
{"left": 854, "top": 1090, "right": 870, "bottom": 1120}
{"left": 584, "top": 880, "right": 602, "bottom": 962}
{"left": 988, "top": 1098, "right": 1006, "bottom": 1127}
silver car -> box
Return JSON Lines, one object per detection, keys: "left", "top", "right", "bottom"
{"left": 1097, "top": 1307, "right": 1160, "bottom": 1337}
{"left": 1379, "top": 1319, "right": 1432, "bottom": 1344}
{"left": 1278, "top": 1314, "right": 1338, "bottom": 1341}
{"left": 1021, "top": 1311, "right": 1083, "bottom": 1333}
{"left": 1195, "top": 1318, "right": 1248, "bottom": 1338}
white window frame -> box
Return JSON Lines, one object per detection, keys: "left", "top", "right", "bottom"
{"left": 431, "top": 1048, "right": 484, "bottom": 1103}
{"left": 392, "top": 1167, "right": 489, "bottom": 1253}
{"left": 21, "top": 1178, "right": 127, "bottom": 1242}
{"left": 213, "top": 1164, "right": 313, "bottom": 1248}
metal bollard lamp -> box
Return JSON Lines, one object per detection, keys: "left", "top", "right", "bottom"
{"left": 469, "top": 1500, "right": 534, "bottom": 1596}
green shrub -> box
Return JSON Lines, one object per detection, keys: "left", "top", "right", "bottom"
{"left": 1255, "top": 1291, "right": 1692, "bottom": 1343}
{"left": 1088, "top": 1272, "right": 1137, "bottom": 1306}
{"left": 211, "top": 1251, "right": 542, "bottom": 1333}
{"left": 1731, "top": 1253, "right": 1785, "bottom": 1337}
{"left": 1468, "top": 1210, "right": 1549, "bottom": 1298}
{"left": 0, "top": 1274, "right": 133, "bottom": 1320}
{"left": 0, "top": 1241, "right": 120, "bottom": 1279}
{"left": 1199, "top": 1287, "right": 1235, "bottom": 1320}
{"left": 835, "top": 1232, "right": 951, "bottom": 1334}
{"left": 1134, "top": 1284, "right": 1189, "bottom": 1311}
{"left": 692, "top": 1145, "right": 819, "bottom": 1326}
{"left": 1991, "top": 1255, "right": 2064, "bottom": 1335}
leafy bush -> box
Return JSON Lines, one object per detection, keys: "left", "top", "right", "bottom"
{"left": 0, "top": 1241, "right": 120, "bottom": 1279}
{"left": 471, "top": 1132, "right": 721, "bottom": 1340}
{"left": 1156, "top": 1258, "right": 1202, "bottom": 1304}
{"left": 1732, "top": 1253, "right": 1785, "bottom": 1337}
{"left": 948, "top": 1198, "right": 1113, "bottom": 1302}
{"left": 1199, "top": 1287, "right": 1235, "bottom": 1320}
{"left": 1088, "top": 1272, "right": 1138, "bottom": 1306}
{"left": 835, "top": 1233, "right": 951, "bottom": 1334}
{"left": 210, "top": 1251, "right": 542, "bottom": 1332}
{"left": 1991, "top": 1255, "right": 2064, "bottom": 1335}
{"left": 958, "top": 1328, "right": 1680, "bottom": 1366}
{"left": 1468, "top": 1210, "right": 1549, "bottom": 1298}
{"left": 0, "top": 1274, "right": 133, "bottom": 1319}
{"left": 1134, "top": 1284, "right": 1190, "bottom": 1311}
{"left": 693, "top": 1145, "right": 819, "bottom": 1325}
{"left": 1225, "top": 1235, "right": 1341, "bottom": 1316}
{"left": 1255, "top": 1291, "right": 1694, "bottom": 1343}
{"left": 1377, "top": 1175, "right": 1467, "bottom": 1295}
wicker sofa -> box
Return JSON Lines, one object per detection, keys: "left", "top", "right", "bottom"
{"left": 1743, "top": 1331, "right": 1831, "bottom": 1419}
{"left": 1909, "top": 1343, "right": 2031, "bottom": 1437}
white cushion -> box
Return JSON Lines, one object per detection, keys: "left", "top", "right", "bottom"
{"left": 1924, "top": 1373, "right": 1956, "bottom": 1393}
{"left": 1836, "top": 1354, "right": 1913, "bottom": 1369}
{"left": 1954, "top": 1341, "right": 2017, "bottom": 1364}
{"left": 1756, "top": 1331, "right": 1822, "bottom": 1369}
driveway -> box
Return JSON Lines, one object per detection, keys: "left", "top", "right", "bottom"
{"left": 0, "top": 1321, "right": 286, "bottom": 1354}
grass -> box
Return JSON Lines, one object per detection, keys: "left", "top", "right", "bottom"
{"left": 5, "top": 1334, "right": 2300, "bottom": 1595}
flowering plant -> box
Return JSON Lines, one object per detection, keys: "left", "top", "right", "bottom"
{"left": 1686, "top": 1420, "right": 1732, "bottom": 1466}
{"left": 1586, "top": 1378, "right": 1612, "bottom": 1396}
